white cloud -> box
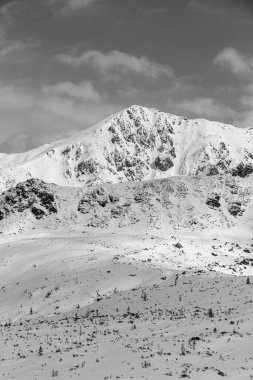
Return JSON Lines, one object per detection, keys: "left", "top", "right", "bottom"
{"left": 47, "top": 0, "right": 101, "bottom": 14}
{"left": 214, "top": 48, "right": 253, "bottom": 128}
{"left": 56, "top": 50, "right": 174, "bottom": 79}
{"left": 0, "top": 27, "right": 38, "bottom": 64}
{"left": 236, "top": 110, "right": 253, "bottom": 129}
{"left": 187, "top": 0, "right": 226, "bottom": 15}
{"left": 0, "top": 80, "right": 121, "bottom": 153}
{"left": 214, "top": 47, "right": 253, "bottom": 76}
{"left": 0, "top": 83, "right": 35, "bottom": 109}
{"left": 42, "top": 80, "right": 101, "bottom": 102}
{"left": 169, "top": 96, "right": 235, "bottom": 120}
{"left": 63, "top": 0, "right": 100, "bottom": 11}
{"left": 0, "top": 1, "right": 21, "bottom": 21}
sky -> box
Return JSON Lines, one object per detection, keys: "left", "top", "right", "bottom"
{"left": 0, "top": 0, "right": 253, "bottom": 153}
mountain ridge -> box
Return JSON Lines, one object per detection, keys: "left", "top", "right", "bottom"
{"left": 0, "top": 173, "right": 252, "bottom": 235}
{"left": 0, "top": 105, "right": 252, "bottom": 194}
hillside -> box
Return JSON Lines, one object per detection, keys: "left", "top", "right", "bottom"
{"left": 0, "top": 173, "right": 252, "bottom": 236}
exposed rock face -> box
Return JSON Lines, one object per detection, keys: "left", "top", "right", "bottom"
{"left": 76, "top": 159, "right": 98, "bottom": 176}
{"left": 75, "top": 175, "right": 253, "bottom": 231}
{"left": 0, "top": 179, "right": 57, "bottom": 221}
{"left": 232, "top": 163, "right": 253, "bottom": 178}
{"left": 154, "top": 156, "right": 174, "bottom": 171}
{"left": 78, "top": 188, "right": 115, "bottom": 214}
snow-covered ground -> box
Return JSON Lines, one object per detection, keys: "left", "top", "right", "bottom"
{"left": 1, "top": 230, "right": 253, "bottom": 379}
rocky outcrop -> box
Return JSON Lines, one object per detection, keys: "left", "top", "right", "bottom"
{"left": 78, "top": 188, "right": 118, "bottom": 214}
{"left": 154, "top": 156, "right": 174, "bottom": 171}
{"left": 0, "top": 179, "right": 57, "bottom": 221}
{"left": 206, "top": 195, "right": 221, "bottom": 209}
{"left": 76, "top": 159, "right": 98, "bottom": 176}
{"left": 232, "top": 163, "right": 253, "bottom": 178}
{"left": 75, "top": 175, "right": 253, "bottom": 231}
{"left": 228, "top": 202, "right": 244, "bottom": 217}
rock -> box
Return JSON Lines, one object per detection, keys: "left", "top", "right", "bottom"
{"left": 206, "top": 166, "right": 219, "bottom": 176}
{"left": 232, "top": 163, "right": 253, "bottom": 178}
{"left": 134, "top": 194, "right": 143, "bottom": 203}
{"left": 206, "top": 195, "right": 221, "bottom": 209}
{"left": 109, "top": 195, "right": 119, "bottom": 203}
{"left": 228, "top": 202, "right": 243, "bottom": 217}
{"left": 78, "top": 200, "right": 91, "bottom": 214}
{"left": 31, "top": 206, "right": 45, "bottom": 220}
{"left": 154, "top": 156, "right": 174, "bottom": 171}
{"left": 0, "top": 179, "right": 57, "bottom": 221}
{"left": 77, "top": 159, "right": 98, "bottom": 176}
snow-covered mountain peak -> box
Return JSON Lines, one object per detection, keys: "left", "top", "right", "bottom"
{"left": 0, "top": 105, "right": 252, "bottom": 193}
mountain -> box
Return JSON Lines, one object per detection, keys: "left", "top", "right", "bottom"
{"left": 0, "top": 105, "right": 252, "bottom": 194}
{"left": 0, "top": 104, "right": 252, "bottom": 236}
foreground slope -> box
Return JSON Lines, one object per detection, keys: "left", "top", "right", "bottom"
{"left": 1, "top": 231, "right": 253, "bottom": 380}
{"left": 0, "top": 105, "right": 252, "bottom": 193}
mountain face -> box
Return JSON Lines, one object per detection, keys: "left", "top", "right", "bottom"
{"left": 0, "top": 105, "right": 252, "bottom": 235}
{"left": 0, "top": 105, "right": 252, "bottom": 194}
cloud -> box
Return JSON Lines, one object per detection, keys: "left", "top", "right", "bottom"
{"left": 187, "top": 0, "right": 226, "bottom": 15}
{"left": 214, "top": 48, "right": 253, "bottom": 77}
{"left": 236, "top": 83, "right": 253, "bottom": 128}
{"left": 214, "top": 47, "right": 253, "bottom": 128}
{"left": 63, "top": 0, "right": 100, "bottom": 11}
{"left": 0, "top": 39, "right": 36, "bottom": 64}
{"left": 0, "top": 0, "right": 22, "bottom": 21}
{"left": 168, "top": 96, "right": 236, "bottom": 120}
{"left": 42, "top": 80, "right": 101, "bottom": 102}
{"left": 0, "top": 27, "right": 38, "bottom": 64}
{"left": 47, "top": 0, "right": 102, "bottom": 14}
{"left": 56, "top": 50, "right": 174, "bottom": 79}
{"left": 0, "top": 83, "right": 35, "bottom": 109}
{"left": 187, "top": 0, "right": 253, "bottom": 18}
{"left": 0, "top": 80, "right": 121, "bottom": 153}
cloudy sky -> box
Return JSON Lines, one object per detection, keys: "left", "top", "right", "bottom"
{"left": 0, "top": 0, "right": 253, "bottom": 152}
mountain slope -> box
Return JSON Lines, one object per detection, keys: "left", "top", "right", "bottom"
{"left": 0, "top": 105, "right": 252, "bottom": 193}
{"left": 0, "top": 174, "right": 252, "bottom": 235}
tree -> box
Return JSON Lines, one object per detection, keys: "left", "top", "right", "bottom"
{"left": 52, "top": 369, "right": 58, "bottom": 377}
{"left": 38, "top": 345, "right": 43, "bottom": 356}
{"left": 180, "top": 343, "right": 186, "bottom": 355}
{"left": 207, "top": 308, "right": 214, "bottom": 318}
